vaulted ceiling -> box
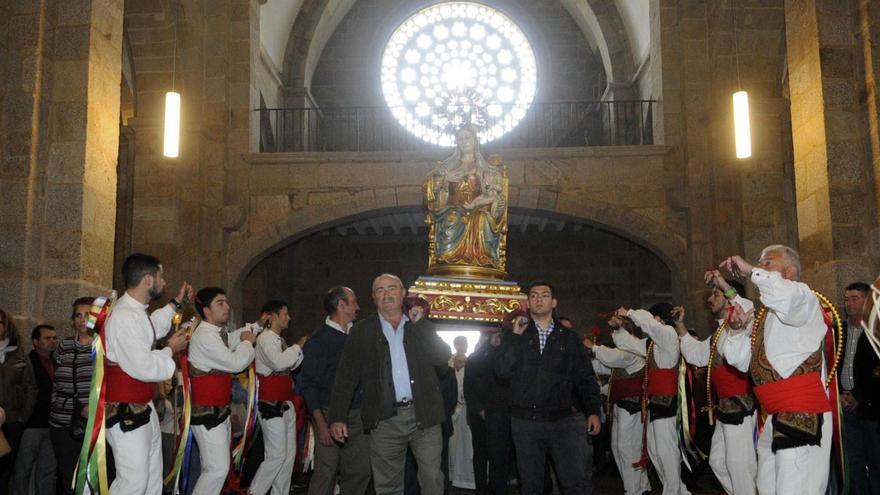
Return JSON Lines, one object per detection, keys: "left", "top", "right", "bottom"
{"left": 258, "top": 0, "right": 650, "bottom": 88}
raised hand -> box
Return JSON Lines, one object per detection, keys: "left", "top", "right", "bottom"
{"left": 512, "top": 316, "right": 529, "bottom": 335}
{"left": 720, "top": 256, "right": 754, "bottom": 279}
{"left": 167, "top": 330, "right": 189, "bottom": 354}
{"left": 175, "top": 282, "right": 194, "bottom": 306}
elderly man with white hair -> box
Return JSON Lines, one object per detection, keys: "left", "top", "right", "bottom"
{"left": 721, "top": 245, "right": 833, "bottom": 495}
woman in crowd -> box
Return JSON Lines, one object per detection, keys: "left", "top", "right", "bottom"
{"left": 0, "top": 308, "right": 37, "bottom": 492}
{"left": 49, "top": 297, "right": 95, "bottom": 495}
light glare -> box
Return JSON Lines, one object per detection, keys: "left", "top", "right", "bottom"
{"left": 163, "top": 91, "right": 180, "bottom": 158}
{"left": 380, "top": 2, "right": 537, "bottom": 146}
{"left": 733, "top": 90, "right": 752, "bottom": 159}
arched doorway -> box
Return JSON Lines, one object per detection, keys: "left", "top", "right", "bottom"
{"left": 236, "top": 207, "right": 676, "bottom": 339}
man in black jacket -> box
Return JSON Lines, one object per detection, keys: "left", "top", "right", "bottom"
{"left": 495, "top": 281, "right": 602, "bottom": 495}
{"left": 329, "top": 273, "right": 451, "bottom": 495}
{"left": 12, "top": 324, "right": 58, "bottom": 495}
{"left": 840, "top": 281, "right": 880, "bottom": 494}
{"left": 465, "top": 328, "right": 510, "bottom": 495}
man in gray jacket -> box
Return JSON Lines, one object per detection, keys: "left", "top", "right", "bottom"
{"left": 329, "top": 273, "right": 451, "bottom": 495}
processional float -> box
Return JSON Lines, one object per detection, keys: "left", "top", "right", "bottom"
{"left": 408, "top": 96, "right": 526, "bottom": 322}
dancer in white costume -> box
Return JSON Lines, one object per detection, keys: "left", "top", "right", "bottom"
{"left": 676, "top": 270, "right": 756, "bottom": 495}
{"left": 104, "top": 254, "right": 190, "bottom": 495}
{"left": 250, "top": 300, "right": 305, "bottom": 495}
{"left": 585, "top": 316, "right": 651, "bottom": 495}
{"left": 613, "top": 304, "right": 691, "bottom": 495}
{"left": 188, "top": 287, "right": 256, "bottom": 495}
{"left": 721, "top": 246, "right": 833, "bottom": 495}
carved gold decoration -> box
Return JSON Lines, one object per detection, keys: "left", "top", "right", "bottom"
{"left": 409, "top": 276, "right": 527, "bottom": 323}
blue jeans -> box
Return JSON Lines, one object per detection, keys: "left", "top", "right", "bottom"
{"left": 844, "top": 409, "right": 880, "bottom": 494}
{"left": 511, "top": 415, "right": 590, "bottom": 495}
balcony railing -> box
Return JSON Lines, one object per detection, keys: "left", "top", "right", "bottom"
{"left": 258, "top": 100, "right": 655, "bottom": 153}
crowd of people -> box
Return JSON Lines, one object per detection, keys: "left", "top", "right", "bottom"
{"left": 0, "top": 244, "right": 877, "bottom": 495}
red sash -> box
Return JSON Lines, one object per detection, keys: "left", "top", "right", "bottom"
{"left": 258, "top": 374, "right": 294, "bottom": 402}
{"left": 190, "top": 373, "right": 233, "bottom": 406}
{"left": 610, "top": 375, "right": 643, "bottom": 402}
{"left": 647, "top": 367, "right": 678, "bottom": 396}
{"left": 105, "top": 365, "right": 156, "bottom": 404}
{"left": 712, "top": 363, "right": 750, "bottom": 399}
{"left": 753, "top": 371, "right": 831, "bottom": 414}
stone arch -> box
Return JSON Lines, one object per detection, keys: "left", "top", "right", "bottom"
{"left": 560, "top": 0, "right": 637, "bottom": 88}
{"left": 281, "top": 0, "right": 637, "bottom": 97}
{"left": 226, "top": 194, "right": 687, "bottom": 313}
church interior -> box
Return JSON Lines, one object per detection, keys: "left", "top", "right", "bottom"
{"left": 3, "top": 0, "right": 878, "bottom": 338}
{"left": 3, "top": 1, "right": 880, "bottom": 494}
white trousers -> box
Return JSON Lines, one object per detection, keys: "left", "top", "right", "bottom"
{"left": 106, "top": 404, "right": 164, "bottom": 495}
{"left": 756, "top": 411, "right": 831, "bottom": 495}
{"left": 610, "top": 406, "right": 651, "bottom": 495}
{"left": 709, "top": 413, "right": 757, "bottom": 495}
{"left": 250, "top": 402, "right": 297, "bottom": 495}
{"left": 647, "top": 416, "right": 691, "bottom": 495}
{"left": 191, "top": 417, "right": 232, "bottom": 495}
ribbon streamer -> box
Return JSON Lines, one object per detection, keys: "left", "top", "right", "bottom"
{"left": 231, "top": 362, "right": 259, "bottom": 471}
{"left": 74, "top": 293, "right": 116, "bottom": 495}
{"left": 164, "top": 352, "right": 193, "bottom": 493}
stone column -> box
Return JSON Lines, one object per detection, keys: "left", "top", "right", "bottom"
{"left": 0, "top": 0, "right": 123, "bottom": 332}
{"left": 785, "top": 0, "right": 879, "bottom": 293}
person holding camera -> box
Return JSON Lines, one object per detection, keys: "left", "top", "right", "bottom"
{"left": 48, "top": 297, "right": 96, "bottom": 495}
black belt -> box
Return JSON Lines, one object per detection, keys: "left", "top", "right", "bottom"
{"left": 394, "top": 399, "right": 414, "bottom": 408}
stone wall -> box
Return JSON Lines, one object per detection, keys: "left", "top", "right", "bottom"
{"left": 0, "top": 0, "right": 123, "bottom": 337}
{"left": 241, "top": 219, "right": 673, "bottom": 341}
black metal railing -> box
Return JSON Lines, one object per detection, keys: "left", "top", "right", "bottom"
{"left": 258, "top": 100, "right": 655, "bottom": 152}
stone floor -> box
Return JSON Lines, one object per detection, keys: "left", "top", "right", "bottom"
{"left": 288, "top": 460, "right": 726, "bottom": 494}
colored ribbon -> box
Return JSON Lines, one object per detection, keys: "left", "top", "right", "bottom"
{"left": 74, "top": 294, "right": 115, "bottom": 495}
{"left": 164, "top": 352, "right": 192, "bottom": 493}
{"left": 231, "top": 362, "right": 259, "bottom": 471}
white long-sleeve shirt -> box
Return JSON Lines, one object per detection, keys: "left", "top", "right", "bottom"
{"left": 105, "top": 292, "right": 178, "bottom": 382}
{"left": 188, "top": 321, "right": 254, "bottom": 374}
{"left": 723, "top": 268, "right": 826, "bottom": 378}
{"left": 680, "top": 295, "right": 755, "bottom": 367}
{"left": 623, "top": 309, "right": 681, "bottom": 368}
{"left": 255, "top": 330, "right": 303, "bottom": 376}
{"left": 593, "top": 344, "right": 645, "bottom": 375}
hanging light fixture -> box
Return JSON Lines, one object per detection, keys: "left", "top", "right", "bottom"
{"left": 163, "top": 91, "right": 180, "bottom": 158}
{"left": 733, "top": 91, "right": 751, "bottom": 158}
{"left": 163, "top": 2, "right": 180, "bottom": 158}
{"left": 732, "top": 2, "right": 751, "bottom": 159}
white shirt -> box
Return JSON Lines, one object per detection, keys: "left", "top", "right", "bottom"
{"left": 104, "top": 292, "right": 177, "bottom": 382}
{"left": 0, "top": 338, "right": 15, "bottom": 365}
{"left": 379, "top": 313, "right": 412, "bottom": 402}
{"left": 593, "top": 344, "right": 645, "bottom": 375}
{"left": 255, "top": 330, "right": 303, "bottom": 376}
{"left": 324, "top": 317, "right": 351, "bottom": 334}
{"left": 723, "top": 268, "right": 827, "bottom": 378}
{"left": 619, "top": 309, "right": 681, "bottom": 368}
{"left": 680, "top": 295, "right": 755, "bottom": 367}
{"left": 188, "top": 321, "right": 254, "bottom": 374}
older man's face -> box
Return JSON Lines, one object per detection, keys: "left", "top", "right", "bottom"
{"left": 758, "top": 250, "right": 797, "bottom": 280}
{"left": 373, "top": 276, "right": 405, "bottom": 315}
